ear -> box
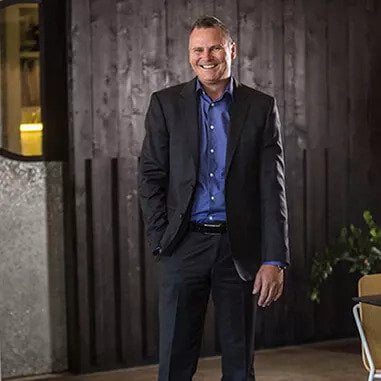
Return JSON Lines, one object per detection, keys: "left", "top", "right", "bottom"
{"left": 231, "top": 42, "right": 237, "bottom": 60}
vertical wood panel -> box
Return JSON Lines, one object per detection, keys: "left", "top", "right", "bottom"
{"left": 282, "top": 0, "right": 310, "bottom": 345}
{"left": 305, "top": 0, "right": 333, "bottom": 339}
{"left": 68, "top": 0, "right": 93, "bottom": 372}
{"left": 166, "top": 0, "right": 193, "bottom": 85}
{"left": 91, "top": 157, "right": 117, "bottom": 366}
{"left": 326, "top": 0, "right": 353, "bottom": 337}
{"left": 326, "top": 0, "right": 348, "bottom": 242}
{"left": 238, "top": 0, "right": 256, "bottom": 86}
{"left": 116, "top": 0, "right": 145, "bottom": 365}
{"left": 70, "top": 0, "right": 93, "bottom": 159}
{"left": 188, "top": 0, "right": 215, "bottom": 21}
{"left": 91, "top": 0, "right": 119, "bottom": 157}
{"left": 117, "top": 157, "right": 144, "bottom": 364}
{"left": 116, "top": 0, "right": 134, "bottom": 158}
{"left": 348, "top": 0, "right": 372, "bottom": 222}
{"left": 140, "top": 0, "right": 167, "bottom": 359}
{"left": 368, "top": 0, "right": 381, "bottom": 216}
{"left": 288, "top": 0, "right": 314, "bottom": 343}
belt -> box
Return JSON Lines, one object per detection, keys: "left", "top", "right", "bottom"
{"left": 189, "top": 221, "right": 227, "bottom": 235}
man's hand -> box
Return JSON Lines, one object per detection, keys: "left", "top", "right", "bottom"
{"left": 252, "top": 264, "right": 284, "bottom": 307}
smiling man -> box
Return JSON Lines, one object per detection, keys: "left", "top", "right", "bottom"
{"left": 139, "top": 16, "right": 290, "bottom": 381}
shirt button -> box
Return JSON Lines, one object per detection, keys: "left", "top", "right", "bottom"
{"left": 211, "top": 103, "right": 215, "bottom": 107}
{"left": 210, "top": 148, "right": 214, "bottom": 153}
{"left": 210, "top": 125, "right": 214, "bottom": 130}
{"left": 208, "top": 216, "right": 213, "bottom": 220}
{"left": 209, "top": 173, "right": 214, "bottom": 177}
{"left": 211, "top": 196, "right": 215, "bottom": 201}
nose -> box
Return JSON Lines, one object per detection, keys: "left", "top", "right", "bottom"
{"left": 201, "top": 48, "right": 212, "bottom": 61}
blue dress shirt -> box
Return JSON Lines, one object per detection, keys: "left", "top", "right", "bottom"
{"left": 190, "top": 77, "right": 286, "bottom": 268}
{"left": 191, "top": 78, "right": 233, "bottom": 223}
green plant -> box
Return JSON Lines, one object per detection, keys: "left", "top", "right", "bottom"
{"left": 310, "top": 210, "right": 381, "bottom": 303}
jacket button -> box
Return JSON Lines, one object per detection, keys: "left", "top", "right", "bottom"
{"left": 180, "top": 213, "right": 184, "bottom": 219}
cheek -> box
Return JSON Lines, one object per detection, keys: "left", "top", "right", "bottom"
{"left": 191, "top": 57, "right": 200, "bottom": 66}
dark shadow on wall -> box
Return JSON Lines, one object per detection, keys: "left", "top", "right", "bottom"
{"left": 46, "top": 162, "right": 68, "bottom": 372}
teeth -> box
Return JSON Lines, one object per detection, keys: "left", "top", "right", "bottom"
{"left": 200, "top": 64, "right": 217, "bottom": 69}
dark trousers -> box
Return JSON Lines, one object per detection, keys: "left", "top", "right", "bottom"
{"left": 158, "top": 231, "right": 257, "bottom": 381}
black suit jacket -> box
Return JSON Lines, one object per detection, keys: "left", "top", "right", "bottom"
{"left": 138, "top": 77, "right": 289, "bottom": 281}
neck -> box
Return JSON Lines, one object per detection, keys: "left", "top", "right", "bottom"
{"left": 200, "top": 77, "right": 230, "bottom": 101}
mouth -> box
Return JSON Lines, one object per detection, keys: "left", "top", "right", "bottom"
{"left": 199, "top": 63, "right": 218, "bottom": 69}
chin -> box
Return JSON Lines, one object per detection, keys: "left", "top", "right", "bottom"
{"left": 199, "top": 74, "right": 220, "bottom": 83}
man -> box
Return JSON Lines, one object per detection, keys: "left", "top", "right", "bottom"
{"left": 139, "top": 16, "right": 290, "bottom": 381}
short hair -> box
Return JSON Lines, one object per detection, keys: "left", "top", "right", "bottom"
{"left": 190, "top": 16, "right": 233, "bottom": 43}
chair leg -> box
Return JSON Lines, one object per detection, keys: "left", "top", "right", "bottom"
{"left": 353, "top": 303, "right": 377, "bottom": 380}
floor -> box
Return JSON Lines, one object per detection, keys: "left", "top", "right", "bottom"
{"left": 12, "top": 338, "right": 368, "bottom": 381}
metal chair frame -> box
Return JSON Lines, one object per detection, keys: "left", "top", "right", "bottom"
{"left": 353, "top": 303, "right": 381, "bottom": 381}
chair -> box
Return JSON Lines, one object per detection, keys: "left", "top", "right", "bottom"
{"left": 353, "top": 274, "right": 381, "bottom": 381}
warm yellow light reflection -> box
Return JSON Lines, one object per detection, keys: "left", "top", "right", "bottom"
{"left": 19, "top": 123, "right": 43, "bottom": 132}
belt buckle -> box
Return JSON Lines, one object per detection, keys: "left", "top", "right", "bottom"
{"left": 203, "top": 222, "right": 222, "bottom": 235}
{"left": 203, "top": 223, "right": 222, "bottom": 228}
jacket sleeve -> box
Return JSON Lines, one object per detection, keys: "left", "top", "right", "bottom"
{"left": 138, "top": 93, "right": 169, "bottom": 253}
{"left": 260, "top": 98, "right": 290, "bottom": 265}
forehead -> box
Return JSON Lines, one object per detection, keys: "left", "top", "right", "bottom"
{"left": 189, "top": 27, "right": 228, "bottom": 47}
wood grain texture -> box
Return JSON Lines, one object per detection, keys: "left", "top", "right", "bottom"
{"left": 326, "top": 0, "right": 352, "bottom": 337}
{"left": 139, "top": 0, "right": 167, "bottom": 360}
{"left": 118, "top": 157, "right": 144, "bottom": 365}
{"left": 368, "top": 0, "right": 381, "bottom": 217}
{"left": 91, "top": 157, "right": 118, "bottom": 366}
{"left": 67, "top": 0, "right": 93, "bottom": 372}
{"left": 166, "top": 0, "right": 193, "bottom": 85}
{"left": 91, "top": 0, "right": 119, "bottom": 157}
{"left": 305, "top": 0, "right": 338, "bottom": 340}
{"left": 70, "top": 0, "right": 93, "bottom": 159}
{"left": 347, "top": 0, "right": 372, "bottom": 223}
{"left": 66, "top": 0, "right": 381, "bottom": 372}
{"left": 282, "top": 0, "right": 311, "bottom": 345}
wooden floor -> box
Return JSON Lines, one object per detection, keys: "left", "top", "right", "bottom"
{"left": 13, "top": 339, "right": 367, "bottom": 381}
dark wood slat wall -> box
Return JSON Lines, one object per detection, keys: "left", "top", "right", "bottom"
{"left": 305, "top": 0, "right": 332, "bottom": 339}
{"left": 66, "top": 0, "right": 381, "bottom": 372}
{"left": 326, "top": 0, "right": 354, "bottom": 338}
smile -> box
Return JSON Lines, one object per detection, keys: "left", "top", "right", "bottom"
{"left": 199, "top": 64, "right": 218, "bottom": 69}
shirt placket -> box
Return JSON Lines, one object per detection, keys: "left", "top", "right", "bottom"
{"left": 207, "top": 100, "right": 217, "bottom": 221}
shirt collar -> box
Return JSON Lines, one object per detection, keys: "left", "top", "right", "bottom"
{"left": 196, "top": 77, "right": 234, "bottom": 102}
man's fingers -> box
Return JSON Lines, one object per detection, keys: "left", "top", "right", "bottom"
{"left": 274, "top": 283, "right": 284, "bottom": 302}
{"left": 263, "top": 285, "right": 277, "bottom": 306}
{"left": 258, "top": 283, "right": 270, "bottom": 306}
{"left": 252, "top": 276, "right": 261, "bottom": 295}
{"left": 260, "top": 280, "right": 283, "bottom": 307}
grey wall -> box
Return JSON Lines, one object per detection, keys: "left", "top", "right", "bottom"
{"left": 0, "top": 157, "right": 67, "bottom": 378}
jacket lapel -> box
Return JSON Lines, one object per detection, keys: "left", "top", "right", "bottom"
{"left": 226, "top": 80, "right": 250, "bottom": 177}
{"left": 179, "top": 78, "right": 199, "bottom": 177}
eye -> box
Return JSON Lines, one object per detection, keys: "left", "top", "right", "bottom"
{"left": 212, "top": 46, "right": 223, "bottom": 52}
{"left": 193, "top": 48, "right": 203, "bottom": 53}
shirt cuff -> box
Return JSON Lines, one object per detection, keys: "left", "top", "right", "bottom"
{"left": 263, "top": 261, "right": 288, "bottom": 269}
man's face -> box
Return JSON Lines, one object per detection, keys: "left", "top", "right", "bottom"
{"left": 189, "top": 27, "right": 236, "bottom": 85}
